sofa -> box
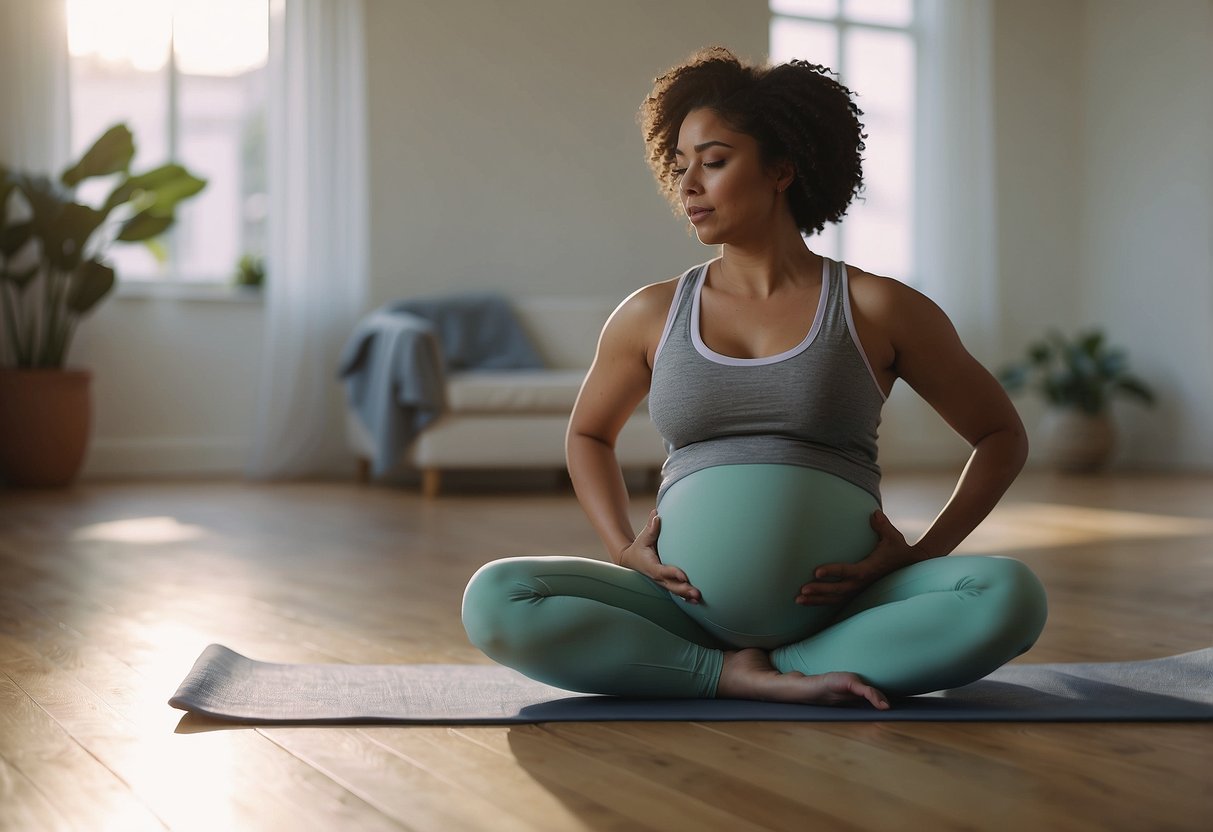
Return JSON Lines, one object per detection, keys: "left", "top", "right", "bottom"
{"left": 345, "top": 296, "right": 668, "bottom": 496}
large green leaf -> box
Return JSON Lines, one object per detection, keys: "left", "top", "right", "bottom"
{"left": 116, "top": 211, "right": 174, "bottom": 242}
{"left": 102, "top": 164, "right": 206, "bottom": 214}
{"left": 65, "top": 259, "right": 115, "bottom": 315}
{"left": 46, "top": 202, "right": 107, "bottom": 270}
{"left": 0, "top": 220, "right": 34, "bottom": 258}
{"left": 17, "top": 174, "right": 68, "bottom": 228}
{"left": 60, "top": 124, "right": 135, "bottom": 187}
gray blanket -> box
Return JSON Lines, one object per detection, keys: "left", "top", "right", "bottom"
{"left": 337, "top": 292, "right": 543, "bottom": 477}
{"left": 169, "top": 644, "right": 1213, "bottom": 724}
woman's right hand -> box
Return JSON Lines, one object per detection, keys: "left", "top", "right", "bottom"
{"left": 619, "top": 510, "right": 702, "bottom": 604}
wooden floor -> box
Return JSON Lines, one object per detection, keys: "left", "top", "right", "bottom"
{"left": 1, "top": 470, "right": 1210, "bottom": 831}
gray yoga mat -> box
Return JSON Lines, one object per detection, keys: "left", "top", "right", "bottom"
{"left": 169, "top": 644, "right": 1213, "bottom": 723}
{"left": 171, "top": 645, "right": 1213, "bottom": 722}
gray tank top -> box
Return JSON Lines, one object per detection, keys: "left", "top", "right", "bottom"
{"left": 648, "top": 256, "right": 887, "bottom": 505}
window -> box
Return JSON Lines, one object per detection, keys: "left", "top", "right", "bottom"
{"left": 769, "top": 0, "right": 916, "bottom": 283}
{"left": 65, "top": 0, "right": 268, "bottom": 284}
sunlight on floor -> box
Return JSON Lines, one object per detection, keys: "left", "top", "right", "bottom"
{"left": 71, "top": 516, "right": 209, "bottom": 544}
{"left": 943, "top": 503, "right": 1213, "bottom": 554}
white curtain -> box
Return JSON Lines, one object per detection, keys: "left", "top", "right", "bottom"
{"left": 247, "top": 0, "right": 370, "bottom": 479}
{"left": 0, "top": 0, "right": 71, "bottom": 370}
{"left": 914, "top": 0, "right": 1000, "bottom": 363}
{"left": 0, "top": 0, "right": 70, "bottom": 174}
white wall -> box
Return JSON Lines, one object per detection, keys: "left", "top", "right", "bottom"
{"left": 72, "top": 289, "right": 265, "bottom": 477}
{"left": 70, "top": 0, "right": 1213, "bottom": 480}
{"left": 1075, "top": 0, "right": 1213, "bottom": 469}
{"left": 363, "top": 0, "right": 769, "bottom": 304}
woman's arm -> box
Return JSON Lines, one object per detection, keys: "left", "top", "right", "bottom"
{"left": 565, "top": 284, "right": 668, "bottom": 564}
{"left": 885, "top": 282, "right": 1029, "bottom": 560}
{"left": 799, "top": 276, "right": 1027, "bottom": 604}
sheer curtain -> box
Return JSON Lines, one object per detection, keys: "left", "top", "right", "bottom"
{"left": 247, "top": 0, "right": 369, "bottom": 479}
{"left": 0, "top": 0, "right": 70, "bottom": 174}
{"left": 0, "top": 0, "right": 71, "bottom": 370}
{"left": 914, "top": 0, "right": 1000, "bottom": 363}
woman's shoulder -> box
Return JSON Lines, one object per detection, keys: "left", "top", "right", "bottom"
{"left": 844, "top": 261, "right": 952, "bottom": 337}
{"left": 607, "top": 269, "right": 689, "bottom": 332}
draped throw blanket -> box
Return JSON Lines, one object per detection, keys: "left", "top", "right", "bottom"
{"left": 337, "top": 292, "right": 544, "bottom": 477}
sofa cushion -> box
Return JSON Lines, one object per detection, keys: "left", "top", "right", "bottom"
{"left": 446, "top": 369, "right": 586, "bottom": 413}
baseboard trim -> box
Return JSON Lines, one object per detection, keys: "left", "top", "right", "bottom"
{"left": 83, "top": 437, "right": 253, "bottom": 478}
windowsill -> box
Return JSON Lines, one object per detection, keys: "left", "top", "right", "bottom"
{"left": 113, "top": 281, "right": 265, "bottom": 303}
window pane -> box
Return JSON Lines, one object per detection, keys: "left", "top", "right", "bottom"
{"left": 840, "top": 29, "right": 914, "bottom": 280}
{"left": 770, "top": 0, "right": 839, "bottom": 18}
{"left": 67, "top": 0, "right": 172, "bottom": 280}
{"left": 843, "top": 0, "right": 913, "bottom": 27}
{"left": 769, "top": 18, "right": 837, "bottom": 69}
{"left": 174, "top": 0, "right": 268, "bottom": 281}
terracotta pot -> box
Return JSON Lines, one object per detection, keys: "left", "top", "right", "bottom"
{"left": 1038, "top": 406, "right": 1116, "bottom": 473}
{"left": 0, "top": 368, "right": 92, "bottom": 487}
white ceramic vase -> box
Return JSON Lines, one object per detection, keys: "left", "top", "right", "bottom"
{"left": 1038, "top": 407, "right": 1116, "bottom": 473}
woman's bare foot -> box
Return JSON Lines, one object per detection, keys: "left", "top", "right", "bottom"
{"left": 715, "top": 647, "right": 891, "bottom": 709}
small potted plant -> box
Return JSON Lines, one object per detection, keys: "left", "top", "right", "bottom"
{"left": 0, "top": 124, "right": 207, "bottom": 487}
{"left": 998, "top": 328, "right": 1156, "bottom": 472}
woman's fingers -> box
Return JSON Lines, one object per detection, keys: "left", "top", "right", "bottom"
{"left": 813, "top": 562, "right": 857, "bottom": 581}
{"left": 871, "top": 509, "right": 907, "bottom": 543}
{"left": 851, "top": 679, "right": 891, "bottom": 710}
{"left": 636, "top": 510, "right": 661, "bottom": 545}
{"left": 660, "top": 565, "right": 700, "bottom": 604}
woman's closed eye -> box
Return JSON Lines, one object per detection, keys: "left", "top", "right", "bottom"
{"left": 672, "top": 160, "right": 726, "bottom": 177}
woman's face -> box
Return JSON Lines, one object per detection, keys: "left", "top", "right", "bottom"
{"left": 673, "top": 107, "right": 787, "bottom": 246}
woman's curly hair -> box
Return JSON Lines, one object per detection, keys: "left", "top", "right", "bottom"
{"left": 638, "top": 45, "right": 866, "bottom": 237}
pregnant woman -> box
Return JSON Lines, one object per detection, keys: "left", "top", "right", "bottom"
{"left": 461, "top": 46, "right": 1047, "bottom": 708}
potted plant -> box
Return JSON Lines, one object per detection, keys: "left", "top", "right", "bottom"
{"left": 0, "top": 124, "right": 206, "bottom": 487}
{"left": 998, "top": 328, "right": 1156, "bottom": 472}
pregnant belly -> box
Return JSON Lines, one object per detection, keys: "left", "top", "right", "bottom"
{"left": 655, "top": 463, "right": 880, "bottom": 649}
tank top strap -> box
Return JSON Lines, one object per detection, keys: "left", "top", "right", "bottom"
{"left": 653, "top": 260, "right": 709, "bottom": 365}
{"left": 818, "top": 257, "right": 850, "bottom": 338}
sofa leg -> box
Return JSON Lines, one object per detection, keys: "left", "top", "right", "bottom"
{"left": 422, "top": 468, "right": 441, "bottom": 499}
{"left": 356, "top": 457, "right": 370, "bottom": 484}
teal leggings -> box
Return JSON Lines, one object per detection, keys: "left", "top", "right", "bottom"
{"left": 461, "top": 465, "right": 1048, "bottom": 699}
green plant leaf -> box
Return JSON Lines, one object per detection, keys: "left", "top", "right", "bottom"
{"left": 47, "top": 202, "right": 107, "bottom": 270}
{"left": 102, "top": 164, "right": 206, "bottom": 214}
{"left": 60, "top": 124, "right": 135, "bottom": 187}
{"left": 1114, "top": 376, "right": 1156, "bottom": 406}
{"left": 17, "top": 174, "right": 68, "bottom": 227}
{"left": 1078, "top": 329, "right": 1105, "bottom": 358}
{"left": 1027, "top": 342, "right": 1051, "bottom": 365}
{"left": 116, "top": 211, "right": 173, "bottom": 242}
{"left": 143, "top": 236, "right": 169, "bottom": 264}
{"left": 0, "top": 220, "right": 34, "bottom": 259}
{"left": 65, "top": 259, "right": 115, "bottom": 315}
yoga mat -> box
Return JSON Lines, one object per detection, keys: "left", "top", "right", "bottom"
{"left": 169, "top": 644, "right": 1213, "bottom": 724}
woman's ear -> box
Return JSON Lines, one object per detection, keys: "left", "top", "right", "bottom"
{"left": 772, "top": 159, "right": 796, "bottom": 193}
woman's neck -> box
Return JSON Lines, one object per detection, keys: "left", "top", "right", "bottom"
{"left": 715, "top": 237, "right": 822, "bottom": 299}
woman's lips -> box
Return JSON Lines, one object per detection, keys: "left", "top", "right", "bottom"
{"left": 688, "top": 208, "right": 714, "bottom": 224}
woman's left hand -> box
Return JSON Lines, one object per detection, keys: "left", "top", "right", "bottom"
{"left": 795, "top": 510, "right": 925, "bottom": 606}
